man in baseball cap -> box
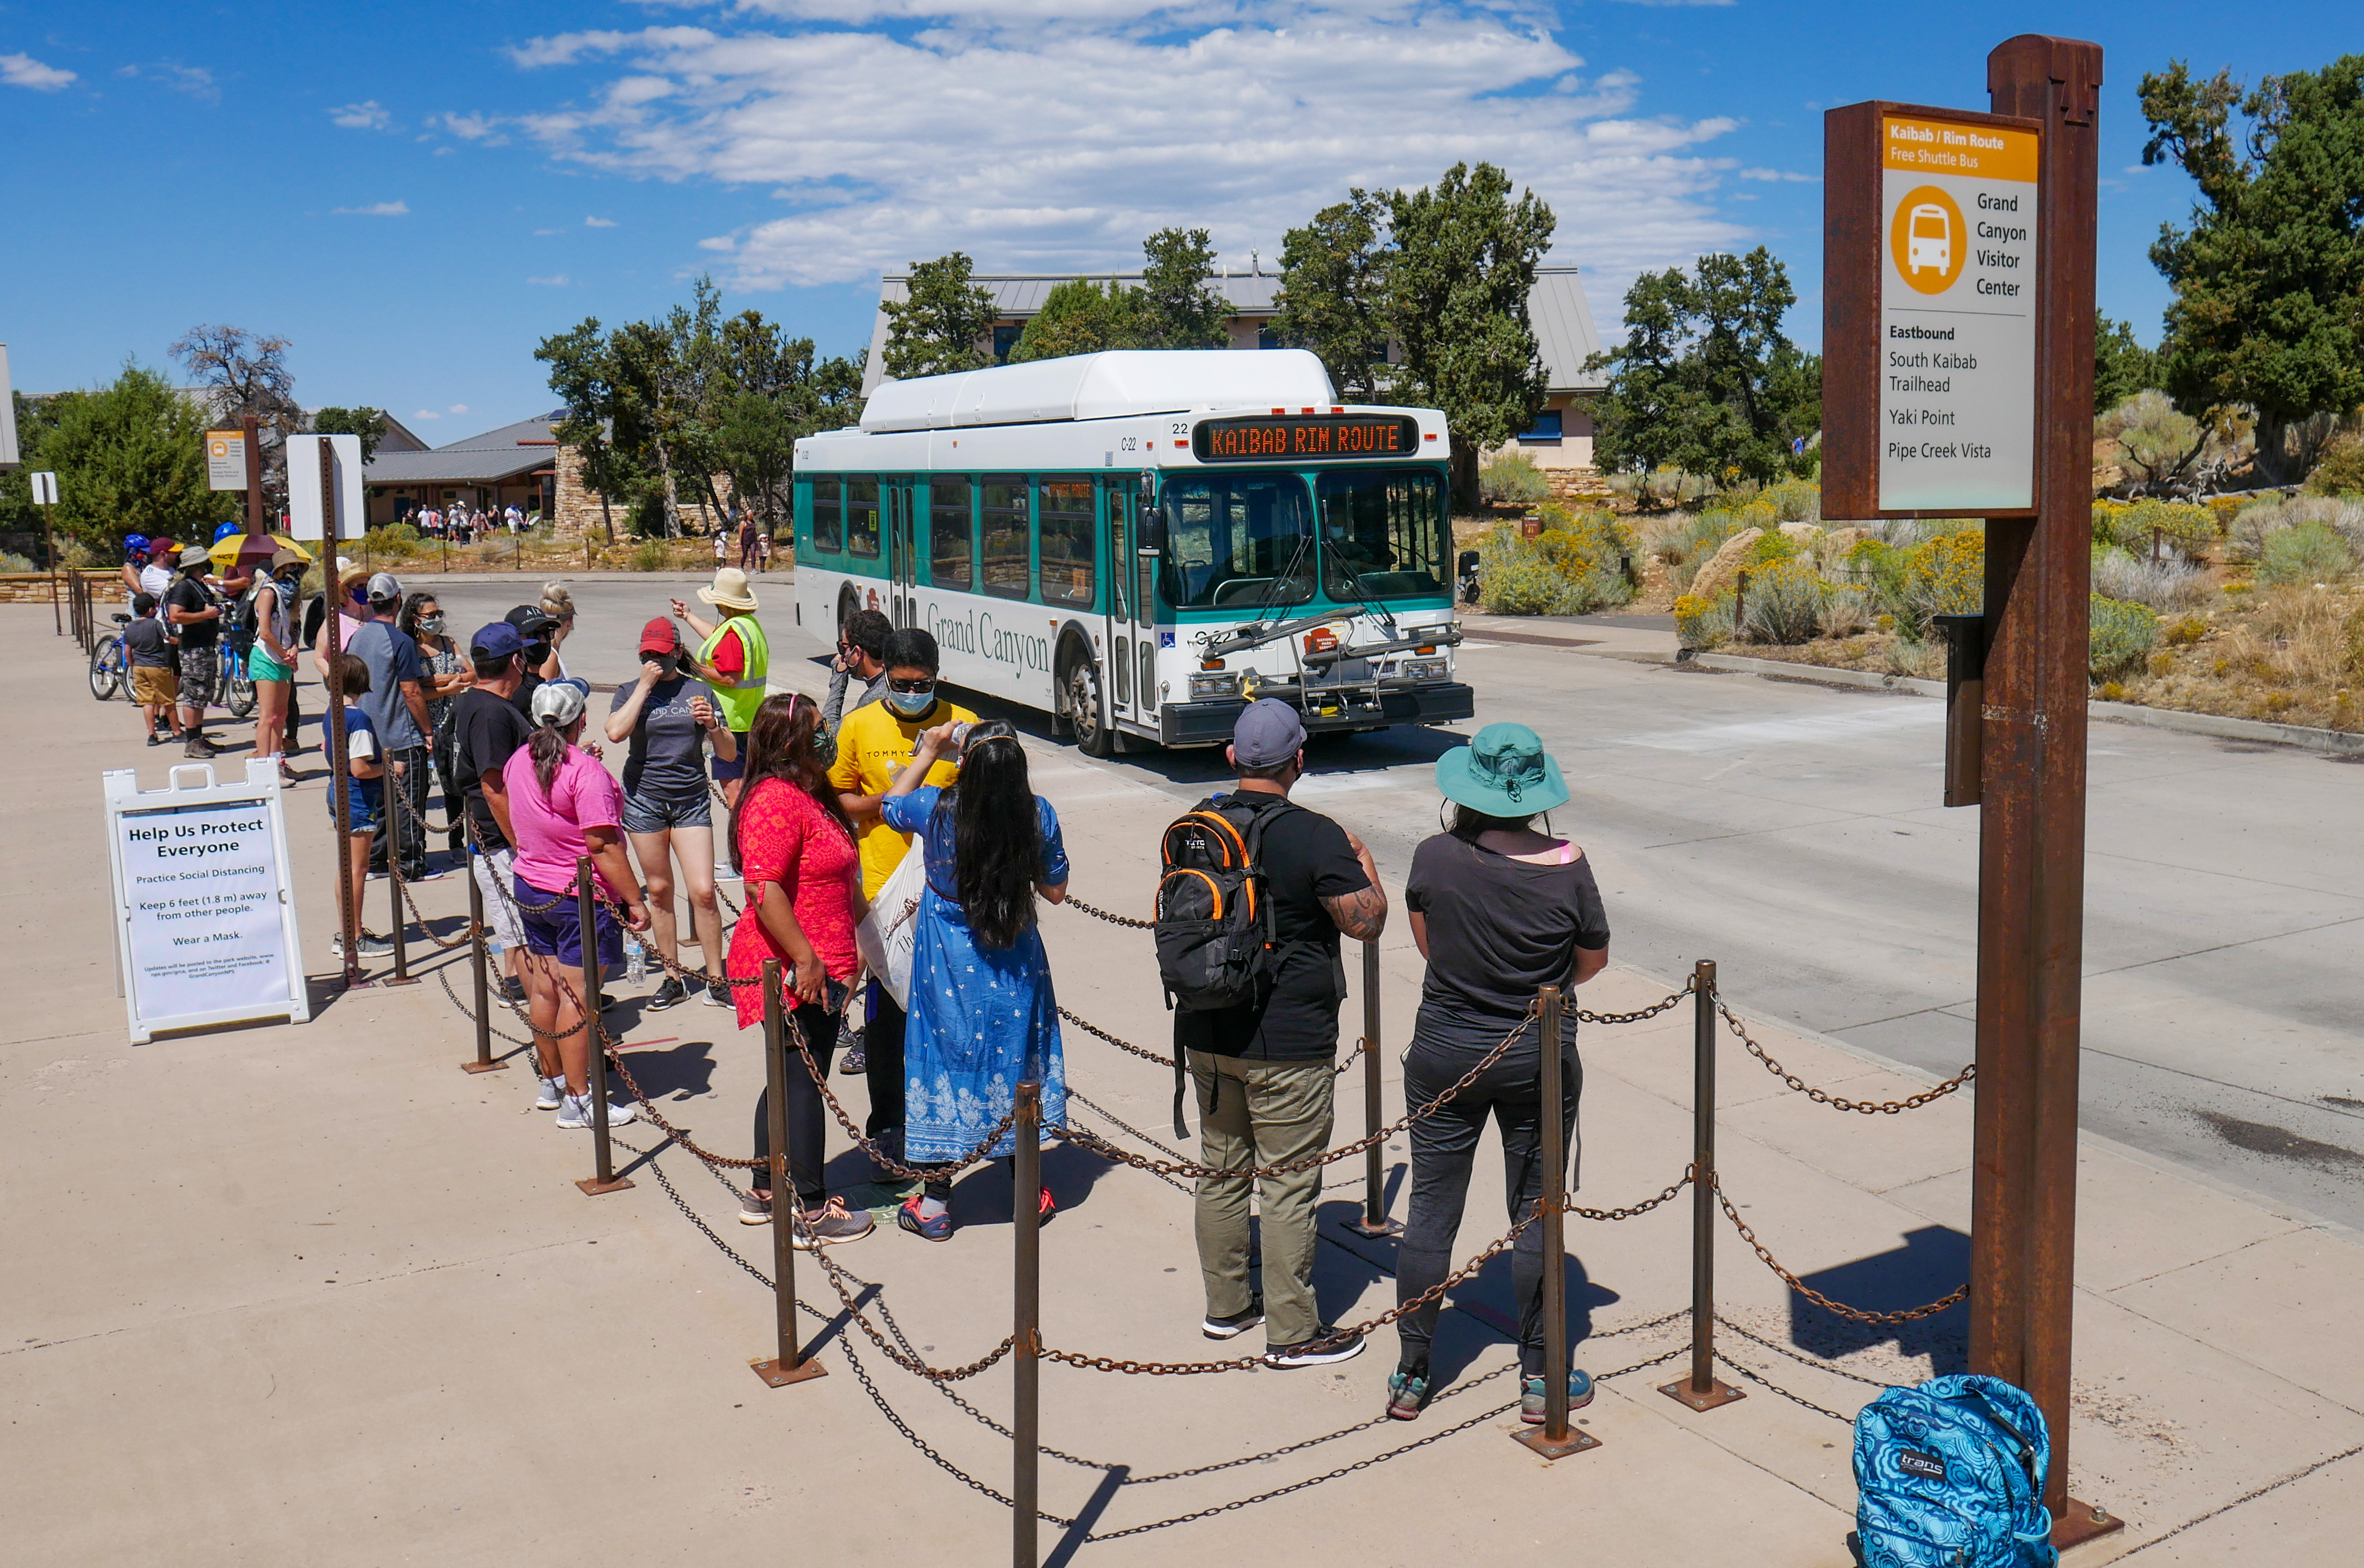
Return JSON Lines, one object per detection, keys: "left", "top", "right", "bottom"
{"left": 449, "top": 620, "right": 536, "bottom": 1005}
{"left": 503, "top": 604, "right": 558, "bottom": 711}
{"left": 1176, "top": 697, "right": 1387, "bottom": 1370}
{"left": 347, "top": 569, "right": 434, "bottom": 881}
{"left": 164, "top": 543, "right": 225, "bottom": 755}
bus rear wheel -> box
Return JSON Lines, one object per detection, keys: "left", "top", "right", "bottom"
{"left": 1063, "top": 656, "right": 1113, "bottom": 759}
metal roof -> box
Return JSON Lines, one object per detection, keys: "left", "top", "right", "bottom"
{"left": 363, "top": 409, "right": 566, "bottom": 485}
{"left": 863, "top": 267, "right": 1599, "bottom": 394}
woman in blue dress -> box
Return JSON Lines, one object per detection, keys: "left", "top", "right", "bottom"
{"left": 879, "top": 718, "right": 1070, "bottom": 1241}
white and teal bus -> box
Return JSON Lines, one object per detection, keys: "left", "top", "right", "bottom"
{"left": 791, "top": 350, "right": 1471, "bottom": 755}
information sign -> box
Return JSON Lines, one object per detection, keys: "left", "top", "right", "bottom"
{"left": 31, "top": 471, "right": 58, "bottom": 506}
{"left": 1822, "top": 101, "right": 2045, "bottom": 518}
{"left": 104, "top": 759, "right": 310, "bottom": 1043}
{"left": 284, "top": 432, "right": 363, "bottom": 541}
{"left": 206, "top": 429, "right": 248, "bottom": 492}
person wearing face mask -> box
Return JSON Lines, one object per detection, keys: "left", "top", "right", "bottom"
{"left": 247, "top": 552, "right": 305, "bottom": 783}
{"left": 401, "top": 591, "right": 473, "bottom": 856}
{"left": 606, "top": 617, "right": 738, "bottom": 1009}
{"left": 501, "top": 605, "right": 558, "bottom": 717}
{"left": 828, "top": 626, "right": 977, "bottom": 1167}
{"left": 670, "top": 567, "right": 768, "bottom": 808}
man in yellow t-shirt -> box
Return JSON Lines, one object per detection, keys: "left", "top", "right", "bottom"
{"left": 830, "top": 627, "right": 977, "bottom": 1157}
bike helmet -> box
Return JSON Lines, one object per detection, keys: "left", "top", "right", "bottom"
{"left": 213, "top": 520, "right": 242, "bottom": 543}
{"left": 124, "top": 533, "right": 151, "bottom": 556}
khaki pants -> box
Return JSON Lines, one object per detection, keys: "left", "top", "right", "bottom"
{"left": 1189, "top": 1051, "right": 1335, "bottom": 1349}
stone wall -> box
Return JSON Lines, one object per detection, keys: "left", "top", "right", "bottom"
{"left": 549, "top": 442, "right": 734, "bottom": 539}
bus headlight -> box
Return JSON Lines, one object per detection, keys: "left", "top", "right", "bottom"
{"left": 1188, "top": 671, "right": 1243, "bottom": 701}
{"left": 1401, "top": 657, "right": 1450, "bottom": 682}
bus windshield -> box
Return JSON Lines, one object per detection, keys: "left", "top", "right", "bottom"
{"left": 1159, "top": 474, "right": 1314, "bottom": 610}
{"left": 1316, "top": 469, "right": 1449, "bottom": 601}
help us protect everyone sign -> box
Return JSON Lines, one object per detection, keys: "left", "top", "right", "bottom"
{"left": 107, "top": 762, "right": 309, "bottom": 1042}
{"left": 1878, "top": 114, "right": 2040, "bottom": 512}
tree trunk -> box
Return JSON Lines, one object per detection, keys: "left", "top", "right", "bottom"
{"left": 1449, "top": 439, "right": 1481, "bottom": 514}
{"left": 598, "top": 490, "right": 616, "bottom": 547}
{"left": 654, "top": 442, "right": 683, "bottom": 538}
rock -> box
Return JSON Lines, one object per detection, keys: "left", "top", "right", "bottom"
{"left": 1689, "top": 527, "right": 1764, "bottom": 601}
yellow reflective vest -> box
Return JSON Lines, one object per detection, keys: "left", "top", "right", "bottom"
{"left": 699, "top": 613, "right": 769, "bottom": 732}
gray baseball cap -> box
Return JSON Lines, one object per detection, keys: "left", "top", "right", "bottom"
{"left": 366, "top": 570, "right": 404, "bottom": 603}
{"left": 1232, "top": 698, "right": 1306, "bottom": 767}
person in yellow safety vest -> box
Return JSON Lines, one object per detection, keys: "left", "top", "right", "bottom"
{"left": 671, "top": 567, "right": 770, "bottom": 807}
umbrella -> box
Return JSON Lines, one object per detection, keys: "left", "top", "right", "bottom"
{"left": 208, "top": 531, "right": 314, "bottom": 570}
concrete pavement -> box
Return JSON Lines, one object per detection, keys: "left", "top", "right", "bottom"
{"left": 10, "top": 593, "right": 2363, "bottom": 1564}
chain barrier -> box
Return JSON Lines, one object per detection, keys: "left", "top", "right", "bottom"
{"left": 437, "top": 960, "right": 533, "bottom": 1050}
{"left": 1715, "top": 1315, "right": 1903, "bottom": 1393}
{"left": 1719, "top": 1001, "right": 1975, "bottom": 1114}
{"left": 1063, "top": 895, "right": 1156, "bottom": 931}
{"left": 1715, "top": 1181, "right": 1969, "bottom": 1325}
{"left": 1577, "top": 982, "right": 1694, "bottom": 1027}
{"left": 1713, "top": 1351, "right": 1857, "bottom": 1425}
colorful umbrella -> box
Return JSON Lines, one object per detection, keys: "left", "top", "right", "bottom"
{"left": 207, "top": 531, "right": 314, "bottom": 570}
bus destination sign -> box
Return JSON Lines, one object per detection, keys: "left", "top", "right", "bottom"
{"left": 1194, "top": 414, "right": 1420, "bottom": 464}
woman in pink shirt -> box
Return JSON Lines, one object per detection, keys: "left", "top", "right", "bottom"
{"left": 505, "top": 679, "right": 651, "bottom": 1131}
{"left": 725, "top": 693, "right": 873, "bottom": 1246}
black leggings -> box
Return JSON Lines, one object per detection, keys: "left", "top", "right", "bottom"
{"left": 750, "top": 1001, "right": 843, "bottom": 1207}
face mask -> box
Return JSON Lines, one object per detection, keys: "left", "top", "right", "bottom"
{"left": 419, "top": 613, "right": 446, "bottom": 633}
{"left": 885, "top": 688, "right": 935, "bottom": 719}
{"left": 648, "top": 654, "right": 679, "bottom": 679}
{"left": 524, "top": 640, "right": 551, "bottom": 666}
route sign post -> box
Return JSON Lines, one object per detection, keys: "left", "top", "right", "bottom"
{"left": 1825, "top": 36, "right": 2119, "bottom": 1550}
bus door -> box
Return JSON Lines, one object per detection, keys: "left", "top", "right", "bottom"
{"left": 1102, "top": 477, "right": 1154, "bottom": 729}
{"left": 886, "top": 477, "right": 917, "bottom": 627}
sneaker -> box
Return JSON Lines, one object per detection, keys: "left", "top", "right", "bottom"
{"left": 1203, "top": 1299, "right": 1265, "bottom": 1341}
{"left": 703, "top": 979, "right": 733, "bottom": 1008}
{"left": 1520, "top": 1367, "right": 1595, "bottom": 1425}
{"left": 406, "top": 867, "right": 447, "bottom": 883}
{"left": 1264, "top": 1326, "right": 1365, "bottom": 1369}
{"left": 147, "top": 733, "right": 166, "bottom": 748}
{"left": 739, "top": 1189, "right": 772, "bottom": 1225}
{"left": 896, "top": 1194, "right": 954, "bottom": 1243}
{"left": 792, "top": 1197, "right": 876, "bottom": 1251}
{"left": 330, "top": 931, "right": 395, "bottom": 958}
{"left": 556, "top": 1094, "right": 639, "bottom": 1130}
{"left": 1385, "top": 1367, "right": 1432, "bottom": 1421}
{"left": 1038, "top": 1185, "right": 1057, "bottom": 1223}
{"left": 501, "top": 977, "right": 527, "bottom": 1005}
{"left": 534, "top": 1076, "right": 566, "bottom": 1111}
{"left": 838, "top": 1045, "right": 866, "bottom": 1076}
{"left": 645, "top": 976, "right": 690, "bottom": 1011}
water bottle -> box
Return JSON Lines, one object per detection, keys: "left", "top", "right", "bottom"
{"left": 626, "top": 935, "right": 648, "bottom": 986}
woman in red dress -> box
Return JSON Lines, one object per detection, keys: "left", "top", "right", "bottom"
{"left": 724, "top": 693, "right": 874, "bottom": 1245}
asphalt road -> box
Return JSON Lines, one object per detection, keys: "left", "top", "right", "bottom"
{"left": 410, "top": 570, "right": 2364, "bottom": 1231}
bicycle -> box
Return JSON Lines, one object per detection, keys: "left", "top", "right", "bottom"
{"left": 89, "top": 613, "right": 131, "bottom": 702}
{"left": 220, "top": 612, "right": 257, "bottom": 720}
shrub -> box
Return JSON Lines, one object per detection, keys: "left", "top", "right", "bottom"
{"left": 1652, "top": 508, "right": 1748, "bottom": 590}
{"left": 2227, "top": 494, "right": 2364, "bottom": 563}
{"left": 1643, "top": 467, "right": 1711, "bottom": 508}
{"left": 359, "top": 522, "right": 423, "bottom": 561}
{"left": 1479, "top": 452, "right": 1552, "bottom": 507}
{"left": 1763, "top": 480, "right": 1821, "bottom": 523}
{"left": 0, "top": 549, "right": 38, "bottom": 573}
{"left": 1478, "top": 507, "right": 1636, "bottom": 616}
{"left": 1674, "top": 591, "right": 1733, "bottom": 649}
{"left": 2306, "top": 432, "right": 2364, "bottom": 497}
{"left": 2091, "top": 548, "right": 2213, "bottom": 610}
{"left": 1874, "top": 527, "right": 1984, "bottom": 640}
{"left": 631, "top": 538, "right": 670, "bottom": 573}
{"left": 2089, "top": 595, "right": 2160, "bottom": 680}
{"left": 2256, "top": 521, "right": 2355, "bottom": 587}
{"left": 1737, "top": 557, "right": 1826, "bottom": 644}
{"left": 2108, "top": 499, "right": 2219, "bottom": 560}
{"left": 2163, "top": 614, "right": 2209, "bottom": 646}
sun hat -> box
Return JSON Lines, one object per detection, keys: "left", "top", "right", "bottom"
{"left": 639, "top": 616, "right": 681, "bottom": 655}
{"left": 530, "top": 677, "right": 591, "bottom": 729}
{"left": 1434, "top": 722, "right": 1570, "bottom": 817}
{"left": 697, "top": 566, "right": 759, "bottom": 613}
{"left": 1232, "top": 698, "right": 1307, "bottom": 767}
{"left": 178, "top": 544, "right": 212, "bottom": 569}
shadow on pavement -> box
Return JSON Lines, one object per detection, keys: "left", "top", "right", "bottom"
{"left": 1791, "top": 1224, "right": 1971, "bottom": 1374}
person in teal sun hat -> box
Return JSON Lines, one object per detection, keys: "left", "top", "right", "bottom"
{"left": 1383, "top": 721, "right": 1612, "bottom": 1426}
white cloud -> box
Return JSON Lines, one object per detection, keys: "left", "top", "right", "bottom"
{"left": 332, "top": 100, "right": 392, "bottom": 130}
{"left": 121, "top": 61, "right": 218, "bottom": 101}
{"left": 585, "top": 215, "right": 618, "bottom": 227}
{"left": 535, "top": 227, "right": 565, "bottom": 236}
{"left": 414, "top": 409, "right": 441, "bottom": 420}
{"left": 528, "top": 274, "right": 573, "bottom": 285}
{"left": 449, "top": 404, "right": 471, "bottom": 415}
{"left": 0, "top": 52, "right": 76, "bottom": 91}
{"left": 496, "top": 6, "right": 1750, "bottom": 304}
{"left": 333, "top": 200, "right": 411, "bottom": 216}
{"left": 439, "top": 111, "right": 510, "bottom": 145}
{"left": 1737, "top": 167, "right": 1819, "bottom": 183}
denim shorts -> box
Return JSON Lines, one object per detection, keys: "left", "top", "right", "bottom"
{"left": 330, "top": 777, "right": 384, "bottom": 833}
{"left": 621, "top": 786, "right": 713, "bottom": 834}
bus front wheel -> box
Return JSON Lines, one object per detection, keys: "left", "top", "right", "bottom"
{"left": 1063, "top": 655, "right": 1113, "bottom": 760}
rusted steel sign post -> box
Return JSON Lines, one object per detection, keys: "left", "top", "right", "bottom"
{"left": 1824, "top": 35, "right": 2119, "bottom": 1548}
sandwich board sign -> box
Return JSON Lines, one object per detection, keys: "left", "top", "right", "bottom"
{"left": 1822, "top": 101, "right": 2044, "bottom": 518}
{"left": 105, "top": 759, "right": 310, "bottom": 1043}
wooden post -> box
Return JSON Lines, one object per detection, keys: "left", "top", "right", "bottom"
{"left": 1978, "top": 35, "right": 2118, "bottom": 1549}
{"left": 1662, "top": 960, "right": 1743, "bottom": 1412}
{"left": 1012, "top": 1081, "right": 1043, "bottom": 1564}
{"left": 751, "top": 959, "right": 825, "bottom": 1387}
{"left": 1512, "top": 987, "right": 1597, "bottom": 1459}
{"left": 575, "top": 855, "right": 632, "bottom": 1196}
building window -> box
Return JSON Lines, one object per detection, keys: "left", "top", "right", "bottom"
{"left": 1518, "top": 409, "right": 1564, "bottom": 446}
{"left": 993, "top": 323, "right": 1023, "bottom": 363}
{"left": 1256, "top": 325, "right": 1281, "bottom": 351}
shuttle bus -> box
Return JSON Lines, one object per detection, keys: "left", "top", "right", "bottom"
{"left": 791, "top": 349, "right": 1473, "bottom": 755}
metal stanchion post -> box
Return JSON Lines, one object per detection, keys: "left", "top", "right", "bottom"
{"left": 461, "top": 821, "right": 504, "bottom": 1073}
{"left": 1662, "top": 960, "right": 1744, "bottom": 1412}
{"left": 752, "top": 959, "right": 826, "bottom": 1388}
{"left": 574, "top": 855, "right": 632, "bottom": 1196}
{"left": 1013, "top": 1080, "right": 1042, "bottom": 1566}
{"left": 382, "top": 792, "right": 418, "bottom": 987}
{"left": 1349, "top": 937, "right": 1399, "bottom": 1237}
{"left": 1515, "top": 986, "right": 1597, "bottom": 1459}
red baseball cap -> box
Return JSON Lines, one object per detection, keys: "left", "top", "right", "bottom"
{"left": 640, "top": 616, "right": 681, "bottom": 655}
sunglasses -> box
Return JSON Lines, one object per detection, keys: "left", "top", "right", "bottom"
{"left": 887, "top": 676, "right": 936, "bottom": 694}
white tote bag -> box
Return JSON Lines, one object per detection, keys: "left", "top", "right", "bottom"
{"left": 855, "top": 834, "right": 926, "bottom": 1011}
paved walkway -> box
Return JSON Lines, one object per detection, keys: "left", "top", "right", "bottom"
{"left": 4, "top": 600, "right": 2359, "bottom": 1565}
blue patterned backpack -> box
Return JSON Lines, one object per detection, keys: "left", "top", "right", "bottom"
{"left": 1852, "top": 1374, "right": 2058, "bottom": 1568}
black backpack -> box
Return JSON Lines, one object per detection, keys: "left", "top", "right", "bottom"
{"left": 1153, "top": 794, "right": 1293, "bottom": 1132}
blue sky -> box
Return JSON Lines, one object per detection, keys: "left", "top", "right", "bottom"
{"left": 1, "top": 2, "right": 2348, "bottom": 438}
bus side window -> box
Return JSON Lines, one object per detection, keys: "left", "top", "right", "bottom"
{"left": 1040, "top": 476, "right": 1095, "bottom": 609}
{"left": 846, "top": 477, "right": 881, "bottom": 559}
{"left": 930, "top": 477, "right": 974, "bottom": 590}
{"left": 812, "top": 476, "right": 843, "bottom": 553}
{"left": 981, "top": 475, "right": 1031, "bottom": 599}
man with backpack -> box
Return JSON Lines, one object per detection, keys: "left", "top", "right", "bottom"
{"left": 1165, "top": 700, "right": 1387, "bottom": 1369}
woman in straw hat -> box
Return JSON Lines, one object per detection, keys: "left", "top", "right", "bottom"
{"left": 671, "top": 567, "right": 768, "bottom": 807}
{"left": 1383, "top": 723, "right": 1612, "bottom": 1426}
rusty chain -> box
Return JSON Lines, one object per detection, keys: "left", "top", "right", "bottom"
{"left": 1719, "top": 1001, "right": 1975, "bottom": 1114}
{"left": 1715, "top": 1315, "right": 1904, "bottom": 1393}
{"left": 1063, "top": 895, "right": 1156, "bottom": 930}
{"left": 1577, "top": 982, "right": 1694, "bottom": 1026}
{"left": 1715, "top": 1180, "right": 1968, "bottom": 1324}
